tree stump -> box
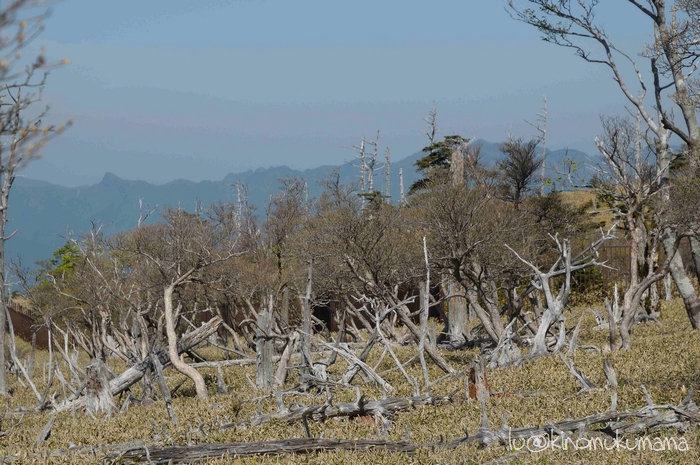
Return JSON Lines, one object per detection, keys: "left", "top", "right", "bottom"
{"left": 84, "top": 359, "right": 116, "bottom": 417}
{"left": 256, "top": 307, "right": 274, "bottom": 389}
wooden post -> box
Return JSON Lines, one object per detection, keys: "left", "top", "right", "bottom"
{"left": 256, "top": 303, "right": 274, "bottom": 389}
{"left": 448, "top": 278, "right": 468, "bottom": 345}
{"left": 300, "top": 259, "right": 313, "bottom": 376}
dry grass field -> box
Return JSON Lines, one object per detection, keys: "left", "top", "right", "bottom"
{"left": 1, "top": 297, "right": 700, "bottom": 464}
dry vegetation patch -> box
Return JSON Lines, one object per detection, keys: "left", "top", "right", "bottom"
{"left": 1, "top": 298, "right": 700, "bottom": 464}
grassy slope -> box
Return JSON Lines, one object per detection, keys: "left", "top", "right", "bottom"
{"left": 2, "top": 298, "right": 700, "bottom": 464}
{"left": 560, "top": 189, "right": 615, "bottom": 229}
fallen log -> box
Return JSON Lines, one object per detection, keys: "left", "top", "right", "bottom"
{"left": 188, "top": 348, "right": 337, "bottom": 369}
{"left": 7, "top": 389, "right": 700, "bottom": 463}
{"left": 224, "top": 393, "right": 453, "bottom": 429}
{"left": 106, "top": 394, "right": 700, "bottom": 463}
{"left": 113, "top": 438, "right": 426, "bottom": 463}
{"left": 392, "top": 300, "right": 454, "bottom": 374}
{"left": 55, "top": 317, "right": 223, "bottom": 412}
{"left": 287, "top": 394, "right": 452, "bottom": 423}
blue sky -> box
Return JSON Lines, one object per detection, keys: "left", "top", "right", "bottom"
{"left": 23, "top": 0, "right": 645, "bottom": 186}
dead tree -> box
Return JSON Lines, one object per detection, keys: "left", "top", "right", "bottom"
{"left": 525, "top": 95, "right": 549, "bottom": 195}
{"left": 255, "top": 298, "right": 274, "bottom": 389}
{"left": 365, "top": 131, "right": 383, "bottom": 193}
{"left": 264, "top": 177, "right": 308, "bottom": 322}
{"left": 418, "top": 238, "right": 430, "bottom": 389}
{"left": 0, "top": 2, "right": 70, "bottom": 395}
{"left": 507, "top": 227, "right": 616, "bottom": 355}
{"left": 300, "top": 258, "right": 313, "bottom": 378}
{"left": 591, "top": 116, "right": 670, "bottom": 349}
{"left": 384, "top": 147, "right": 391, "bottom": 200}
{"left": 508, "top": 0, "right": 700, "bottom": 329}
{"left": 128, "top": 206, "right": 243, "bottom": 399}
{"left": 101, "top": 388, "right": 700, "bottom": 463}
{"left": 84, "top": 359, "right": 116, "bottom": 418}
{"left": 414, "top": 180, "right": 510, "bottom": 345}
{"left": 352, "top": 136, "right": 368, "bottom": 201}
{"left": 56, "top": 316, "right": 222, "bottom": 412}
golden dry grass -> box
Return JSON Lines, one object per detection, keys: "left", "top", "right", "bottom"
{"left": 2, "top": 298, "right": 700, "bottom": 464}
{"left": 560, "top": 189, "right": 613, "bottom": 228}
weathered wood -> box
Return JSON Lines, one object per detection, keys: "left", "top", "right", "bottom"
{"left": 605, "top": 296, "right": 620, "bottom": 351}
{"left": 256, "top": 305, "right": 274, "bottom": 389}
{"left": 340, "top": 328, "right": 381, "bottom": 385}
{"left": 111, "top": 316, "right": 222, "bottom": 396}
{"left": 312, "top": 338, "right": 393, "bottom": 393}
{"left": 419, "top": 241, "right": 431, "bottom": 389}
{"left": 8, "top": 389, "right": 700, "bottom": 464}
{"left": 84, "top": 359, "right": 116, "bottom": 417}
{"left": 467, "top": 356, "right": 488, "bottom": 401}
{"left": 190, "top": 358, "right": 258, "bottom": 368}
{"left": 34, "top": 414, "right": 56, "bottom": 445}
{"left": 506, "top": 228, "right": 616, "bottom": 355}
{"left": 448, "top": 278, "right": 468, "bottom": 345}
{"left": 189, "top": 347, "right": 337, "bottom": 369}
{"left": 274, "top": 332, "right": 297, "bottom": 388}
{"left": 300, "top": 259, "right": 313, "bottom": 376}
{"left": 566, "top": 315, "right": 584, "bottom": 358}
{"left": 603, "top": 357, "right": 618, "bottom": 389}
{"left": 393, "top": 301, "right": 454, "bottom": 374}
{"left": 487, "top": 319, "right": 521, "bottom": 368}
{"left": 224, "top": 393, "right": 453, "bottom": 429}
{"left": 164, "top": 285, "right": 208, "bottom": 399}
{"left": 56, "top": 317, "right": 222, "bottom": 412}
{"left": 108, "top": 394, "right": 700, "bottom": 463}
{"left": 215, "top": 365, "right": 228, "bottom": 395}
{"left": 559, "top": 353, "right": 597, "bottom": 392}
{"left": 114, "top": 438, "right": 426, "bottom": 463}
{"left": 150, "top": 353, "right": 178, "bottom": 425}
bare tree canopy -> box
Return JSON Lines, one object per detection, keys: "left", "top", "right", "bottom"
{"left": 508, "top": 0, "right": 700, "bottom": 330}
{"left": 497, "top": 136, "right": 542, "bottom": 206}
{"left": 0, "top": 0, "right": 70, "bottom": 395}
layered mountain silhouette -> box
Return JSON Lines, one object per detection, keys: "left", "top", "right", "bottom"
{"left": 8, "top": 140, "right": 589, "bottom": 268}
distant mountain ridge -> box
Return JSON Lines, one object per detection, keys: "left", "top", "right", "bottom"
{"left": 8, "top": 140, "right": 590, "bottom": 268}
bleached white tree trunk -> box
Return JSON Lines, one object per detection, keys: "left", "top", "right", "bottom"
{"left": 256, "top": 299, "right": 274, "bottom": 389}
{"left": 418, "top": 238, "right": 430, "bottom": 388}
{"left": 508, "top": 229, "right": 615, "bottom": 354}
{"left": 164, "top": 284, "right": 208, "bottom": 398}
{"left": 447, "top": 278, "right": 468, "bottom": 345}
{"left": 509, "top": 0, "right": 700, "bottom": 328}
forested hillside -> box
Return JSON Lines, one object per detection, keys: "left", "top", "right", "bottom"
{"left": 9, "top": 143, "right": 585, "bottom": 268}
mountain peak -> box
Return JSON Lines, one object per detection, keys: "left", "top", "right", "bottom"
{"left": 100, "top": 172, "right": 123, "bottom": 187}
{"left": 10, "top": 142, "right": 592, "bottom": 270}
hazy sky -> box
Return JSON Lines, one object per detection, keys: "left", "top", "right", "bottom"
{"left": 22, "top": 0, "right": 647, "bottom": 186}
